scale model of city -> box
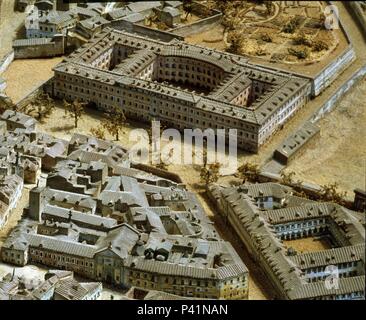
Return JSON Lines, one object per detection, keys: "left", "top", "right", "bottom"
{"left": 0, "top": 0, "right": 365, "bottom": 300}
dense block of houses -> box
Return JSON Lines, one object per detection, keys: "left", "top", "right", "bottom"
{"left": 0, "top": 269, "right": 102, "bottom": 300}
{"left": 0, "top": 112, "right": 249, "bottom": 300}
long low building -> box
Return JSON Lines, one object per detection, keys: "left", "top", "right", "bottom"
{"left": 13, "top": 36, "right": 64, "bottom": 59}
{"left": 48, "top": 28, "right": 311, "bottom": 153}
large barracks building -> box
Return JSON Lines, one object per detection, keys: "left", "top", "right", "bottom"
{"left": 50, "top": 28, "right": 311, "bottom": 152}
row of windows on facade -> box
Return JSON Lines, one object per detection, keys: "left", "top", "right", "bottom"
{"left": 260, "top": 87, "right": 307, "bottom": 124}
{"left": 59, "top": 93, "right": 258, "bottom": 142}
{"left": 28, "top": 249, "right": 95, "bottom": 268}
{"left": 132, "top": 277, "right": 216, "bottom": 289}
{"left": 156, "top": 62, "right": 223, "bottom": 78}
{"left": 318, "top": 291, "right": 364, "bottom": 300}
{"left": 3, "top": 251, "right": 22, "bottom": 259}
{"left": 93, "top": 63, "right": 222, "bottom": 88}
{"left": 39, "top": 26, "right": 55, "bottom": 32}
{"left": 130, "top": 270, "right": 246, "bottom": 287}
{"left": 39, "top": 21, "right": 75, "bottom": 32}
{"left": 132, "top": 278, "right": 246, "bottom": 293}
{"left": 155, "top": 71, "right": 221, "bottom": 85}
{"left": 89, "top": 49, "right": 226, "bottom": 77}
{"left": 306, "top": 271, "right": 358, "bottom": 283}
{"left": 333, "top": 292, "right": 364, "bottom": 300}
{"left": 55, "top": 79, "right": 249, "bottom": 126}
{"left": 131, "top": 271, "right": 216, "bottom": 287}
{"left": 259, "top": 93, "right": 305, "bottom": 140}
{"left": 275, "top": 219, "right": 327, "bottom": 231}
{"left": 305, "top": 261, "right": 359, "bottom": 274}
{"left": 55, "top": 80, "right": 258, "bottom": 132}
{"left": 138, "top": 283, "right": 222, "bottom": 299}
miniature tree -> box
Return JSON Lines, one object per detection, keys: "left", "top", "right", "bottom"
{"left": 40, "top": 95, "right": 54, "bottom": 122}
{"left": 26, "top": 92, "right": 55, "bottom": 122}
{"left": 261, "top": 33, "right": 273, "bottom": 43}
{"left": 237, "top": 162, "right": 261, "bottom": 183}
{"left": 293, "top": 32, "right": 312, "bottom": 46}
{"left": 288, "top": 48, "right": 309, "bottom": 59}
{"left": 156, "top": 21, "right": 169, "bottom": 31}
{"left": 145, "top": 16, "right": 152, "bottom": 27}
{"left": 65, "top": 98, "right": 86, "bottom": 128}
{"left": 312, "top": 40, "right": 329, "bottom": 52}
{"left": 103, "top": 105, "right": 127, "bottom": 141}
{"left": 183, "top": 0, "right": 194, "bottom": 20}
{"left": 227, "top": 31, "right": 244, "bottom": 54}
{"left": 90, "top": 126, "right": 106, "bottom": 140}
{"left": 280, "top": 171, "right": 296, "bottom": 186}
{"left": 145, "top": 12, "right": 157, "bottom": 26}
{"left": 222, "top": 15, "right": 236, "bottom": 32}
{"left": 213, "top": 253, "right": 224, "bottom": 267}
{"left": 200, "top": 162, "right": 221, "bottom": 187}
{"left": 319, "top": 182, "right": 348, "bottom": 206}
{"left": 215, "top": 0, "right": 230, "bottom": 13}
{"left": 282, "top": 16, "right": 301, "bottom": 33}
{"left": 63, "top": 99, "right": 71, "bottom": 116}
{"left": 0, "top": 95, "right": 17, "bottom": 114}
{"left": 255, "top": 48, "right": 266, "bottom": 56}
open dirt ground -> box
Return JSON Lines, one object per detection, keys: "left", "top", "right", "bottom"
{"left": 2, "top": 58, "right": 63, "bottom": 103}
{"left": 283, "top": 237, "right": 332, "bottom": 254}
{"left": 0, "top": 4, "right": 26, "bottom": 58}
{"left": 285, "top": 78, "right": 366, "bottom": 198}
{"left": 185, "top": 24, "right": 227, "bottom": 51}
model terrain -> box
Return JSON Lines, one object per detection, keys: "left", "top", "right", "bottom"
{"left": 0, "top": 0, "right": 365, "bottom": 300}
